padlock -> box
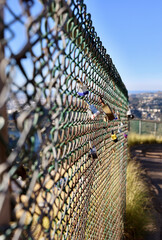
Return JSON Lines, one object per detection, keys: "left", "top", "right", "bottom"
{"left": 88, "top": 143, "right": 98, "bottom": 159}
{"left": 113, "top": 109, "right": 120, "bottom": 120}
{"left": 90, "top": 146, "right": 98, "bottom": 159}
{"left": 0, "top": 116, "right": 5, "bottom": 130}
{"left": 126, "top": 108, "right": 132, "bottom": 116}
{"left": 87, "top": 104, "right": 100, "bottom": 119}
{"left": 123, "top": 133, "right": 128, "bottom": 138}
{"left": 114, "top": 112, "right": 118, "bottom": 120}
{"left": 99, "top": 96, "right": 115, "bottom": 121}
{"left": 118, "top": 122, "right": 123, "bottom": 133}
{"left": 103, "top": 114, "right": 109, "bottom": 122}
{"left": 116, "top": 110, "right": 120, "bottom": 120}
{"left": 118, "top": 128, "right": 122, "bottom": 133}
{"left": 77, "top": 79, "right": 89, "bottom": 97}
{"left": 126, "top": 107, "right": 134, "bottom": 120}
{"left": 111, "top": 130, "right": 118, "bottom": 142}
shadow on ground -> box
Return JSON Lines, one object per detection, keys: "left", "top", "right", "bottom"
{"left": 130, "top": 144, "right": 162, "bottom": 240}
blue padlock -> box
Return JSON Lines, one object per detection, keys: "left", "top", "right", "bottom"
{"left": 77, "top": 79, "right": 89, "bottom": 97}
{"left": 87, "top": 104, "right": 100, "bottom": 119}
{"left": 88, "top": 145, "right": 98, "bottom": 159}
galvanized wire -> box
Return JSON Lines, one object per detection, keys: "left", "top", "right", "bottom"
{"left": 129, "top": 119, "right": 162, "bottom": 136}
{"left": 0, "top": 0, "right": 128, "bottom": 239}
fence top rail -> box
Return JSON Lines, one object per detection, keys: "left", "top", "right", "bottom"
{"left": 58, "top": 0, "right": 128, "bottom": 99}
{"left": 132, "top": 118, "right": 162, "bottom": 123}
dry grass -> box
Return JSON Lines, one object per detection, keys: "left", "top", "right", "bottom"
{"left": 125, "top": 160, "right": 154, "bottom": 240}
{"left": 128, "top": 133, "right": 162, "bottom": 146}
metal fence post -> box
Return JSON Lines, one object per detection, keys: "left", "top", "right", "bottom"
{"left": 154, "top": 122, "right": 157, "bottom": 136}
{"left": 139, "top": 120, "right": 141, "bottom": 135}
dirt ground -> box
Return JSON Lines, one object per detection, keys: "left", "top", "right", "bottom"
{"left": 130, "top": 144, "right": 162, "bottom": 240}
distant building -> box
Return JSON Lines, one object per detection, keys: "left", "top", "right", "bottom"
{"left": 129, "top": 91, "right": 162, "bottom": 121}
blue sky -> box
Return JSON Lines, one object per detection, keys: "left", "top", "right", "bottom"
{"left": 5, "top": 0, "right": 162, "bottom": 93}
{"left": 85, "top": 0, "right": 162, "bottom": 91}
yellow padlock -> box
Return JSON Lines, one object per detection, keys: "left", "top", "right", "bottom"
{"left": 111, "top": 130, "right": 118, "bottom": 142}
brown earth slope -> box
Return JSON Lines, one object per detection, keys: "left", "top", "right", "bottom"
{"left": 130, "top": 144, "right": 162, "bottom": 240}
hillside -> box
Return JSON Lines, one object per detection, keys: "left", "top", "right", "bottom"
{"left": 128, "top": 91, "right": 162, "bottom": 121}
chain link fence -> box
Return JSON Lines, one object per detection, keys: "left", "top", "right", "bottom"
{"left": 129, "top": 119, "right": 162, "bottom": 136}
{"left": 0, "top": 0, "right": 128, "bottom": 239}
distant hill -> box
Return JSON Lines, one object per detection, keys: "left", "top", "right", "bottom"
{"left": 128, "top": 91, "right": 162, "bottom": 121}
{"left": 128, "top": 90, "right": 160, "bottom": 94}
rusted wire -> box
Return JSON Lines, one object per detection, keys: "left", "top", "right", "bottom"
{"left": 0, "top": 0, "right": 128, "bottom": 239}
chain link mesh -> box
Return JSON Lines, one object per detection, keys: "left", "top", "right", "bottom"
{"left": 0, "top": 0, "right": 128, "bottom": 239}
{"left": 130, "top": 119, "right": 162, "bottom": 136}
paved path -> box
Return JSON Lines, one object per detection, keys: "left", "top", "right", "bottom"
{"left": 130, "top": 144, "right": 162, "bottom": 240}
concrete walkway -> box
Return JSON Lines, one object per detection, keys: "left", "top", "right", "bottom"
{"left": 130, "top": 144, "right": 162, "bottom": 240}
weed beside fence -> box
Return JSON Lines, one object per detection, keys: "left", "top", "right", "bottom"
{"left": 125, "top": 160, "right": 153, "bottom": 239}
{"left": 128, "top": 133, "right": 162, "bottom": 146}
